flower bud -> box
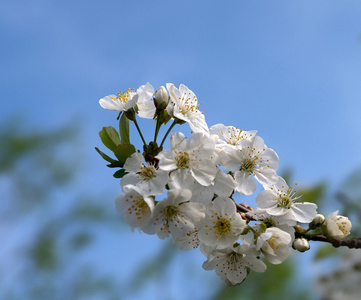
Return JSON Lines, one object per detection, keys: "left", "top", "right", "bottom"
{"left": 309, "top": 214, "right": 325, "bottom": 229}
{"left": 293, "top": 238, "right": 310, "bottom": 252}
{"left": 324, "top": 211, "right": 352, "bottom": 239}
{"left": 154, "top": 86, "right": 169, "bottom": 110}
{"left": 314, "top": 214, "right": 325, "bottom": 225}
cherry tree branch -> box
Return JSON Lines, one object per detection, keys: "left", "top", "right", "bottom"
{"left": 308, "top": 235, "right": 361, "bottom": 249}
{"left": 234, "top": 202, "right": 361, "bottom": 249}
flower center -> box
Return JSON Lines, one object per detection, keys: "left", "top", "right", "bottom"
{"left": 223, "top": 127, "right": 243, "bottom": 145}
{"left": 176, "top": 152, "right": 190, "bottom": 169}
{"left": 277, "top": 196, "right": 292, "bottom": 209}
{"left": 266, "top": 237, "right": 280, "bottom": 250}
{"left": 215, "top": 218, "right": 231, "bottom": 238}
{"left": 131, "top": 196, "right": 148, "bottom": 219}
{"left": 336, "top": 217, "right": 349, "bottom": 235}
{"left": 227, "top": 251, "right": 243, "bottom": 264}
{"left": 139, "top": 165, "right": 157, "bottom": 181}
{"left": 164, "top": 205, "right": 179, "bottom": 219}
{"left": 110, "top": 88, "right": 134, "bottom": 103}
{"left": 276, "top": 186, "right": 300, "bottom": 209}
{"left": 179, "top": 93, "right": 199, "bottom": 115}
{"left": 240, "top": 157, "right": 258, "bottom": 174}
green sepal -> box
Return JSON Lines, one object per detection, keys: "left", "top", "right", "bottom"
{"left": 113, "top": 169, "right": 127, "bottom": 179}
{"left": 119, "top": 112, "right": 130, "bottom": 144}
{"left": 158, "top": 109, "right": 172, "bottom": 125}
{"left": 143, "top": 141, "right": 163, "bottom": 164}
{"left": 99, "top": 126, "right": 121, "bottom": 151}
{"left": 259, "top": 222, "right": 267, "bottom": 234}
{"left": 114, "top": 143, "right": 136, "bottom": 167}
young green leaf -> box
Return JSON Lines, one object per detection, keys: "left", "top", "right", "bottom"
{"left": 95, "top": 147, "right": 118, "bottom": 164}
{"left": 114, "top": 143, "right": 136, "bottom": 167}
{"left": 99, "top": 126, "right": 121, "bottom": 151}
{"left": 107, "top": 161, "right": 124, "bottom": 168}
{"left": 113, "top": 169, "right": 127, "bottom": 178}
{"left": 119, "top": 112, "right": 130, "bottom": 144}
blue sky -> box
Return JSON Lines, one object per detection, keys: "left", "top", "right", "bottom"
{"left": 2, "top": 0, "right": 361, "bottom": 186}
{"left": 1, "top": 0, "right": 361, "bottom": 298}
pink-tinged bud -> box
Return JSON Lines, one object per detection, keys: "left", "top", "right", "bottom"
{"left": 293, "top": 238, "right": 310, "bottom": 252}
{"left": 154, "top": 86, "right": 169, "bottom": 110}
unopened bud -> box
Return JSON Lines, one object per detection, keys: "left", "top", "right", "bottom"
{"left": 154, "top": 86, "right": 169, "bottom": 110}
{"left": 314, "top": 214, "right": 325, "bottom": 225}
{"left": 293, "top": 238, "right": 310, "bottom": 252}
{"left": 324, "top": 211, "right": 352, "bottom": 239}
{"left": 309, "top": 214, "right": 325, "bottom": 229}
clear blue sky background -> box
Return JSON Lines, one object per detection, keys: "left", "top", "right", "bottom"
{"left": 1, "top": 1, "right": 361, "bottom": 299}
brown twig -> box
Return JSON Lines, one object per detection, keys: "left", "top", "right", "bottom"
{"left": 308, "top": 235, "right": 361, "bottom": 249}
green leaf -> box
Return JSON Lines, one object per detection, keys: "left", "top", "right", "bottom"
{"left": 113, "top": 169, "right": 127, "bottom": 178}
{"left": 94, "top": 147, "right": 118, "bottom": 164}
{"left": 313, "top": 244, "right": 338, "bottom": 261}
{"left": 106, "top": 161, "right": 124, "bottom": 168}
{"left": 113, "top": 143, "right": 136, "bottom": 167}
{"left": 119, "top": 112, "right": 130, "bottom": 144}
{"left": 99, "top": 126, "right": 121, "bottom": 151}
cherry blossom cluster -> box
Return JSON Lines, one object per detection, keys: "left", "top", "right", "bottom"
{"left": 96, "top": 83, "right": 352, "bottom": 285}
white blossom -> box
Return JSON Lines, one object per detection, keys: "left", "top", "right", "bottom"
{"left": 172, "top": 229, "right": 200, "bottom": 250}
{"left": 168, "top": 169, "right": 214, "bottom": 205}
{"left": 247, "top": 208, "right": 298, "bottom": 227}
{"left": 115, "top": 185, "right": 155, "bottom": 231}
{"left": 209, "top": 123, "right": 257, "bottom": 150}
{"left": 223, "top": 136, "right": 279, "bottom": 195}
{"left": 142, "top": 189, "right": 205, "bottom": 239}
{"left": 198, "top": 197, "right": 247, "bottom": 249}
{"left": 99, "top": 82, "right": 154, "bottom": 113}
{"left": 202, "top": 244, "right": 267, "bottom": 285}
{"left": 166, "top": 83, "right": 208, "bottom": 133}
{"left": 136, "top": 83, "right": 156, "bottom": 119}
{"left": 120, "top": 152, "right": 169, "bottom": 196}
{"left": 168, "top": 168, "right": 236, "bottom": 205}
{"left": 256, "top": 176, "right": 317, "bottom": 223}
{"left": 256, "top": 227, "right": 292, "bottom": 264}
{"left": 157, "top": 132, "right": 218, "bottom": 186}
{"left": 325, "top": 211, "right": 352, "bottom": 239}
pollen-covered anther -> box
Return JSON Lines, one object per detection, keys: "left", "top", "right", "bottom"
{"left": 110, "top": 88, "right": 134, "bottom": 103}
{"left": 214, "top": 218, "right": 231, "bottom": 237}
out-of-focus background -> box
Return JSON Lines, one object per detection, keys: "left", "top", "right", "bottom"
{"left": 1, "top": 1, "right": 361, "bottom": 299}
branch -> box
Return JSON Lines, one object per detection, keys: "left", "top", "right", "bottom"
{"left": 234, "top": 201, "right": 361, "bottom": 249}
{"left": 235, "top": 202, "right": 254, "bottom": 222}
{"left": 308, "top": 235, "right": 361, "bottom": 249}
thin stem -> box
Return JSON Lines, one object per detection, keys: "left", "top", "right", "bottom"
{"left": 154, "top": 116, "right": 161, "bottom": 143}
{"left": 133, "top": 118, "right": 147, "bottom": 146}
{"left": 160, "top": 120, "right": 177, "bottom": 147}
{"left": 303, "top": 231, "right": 323, "bottom": 237}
